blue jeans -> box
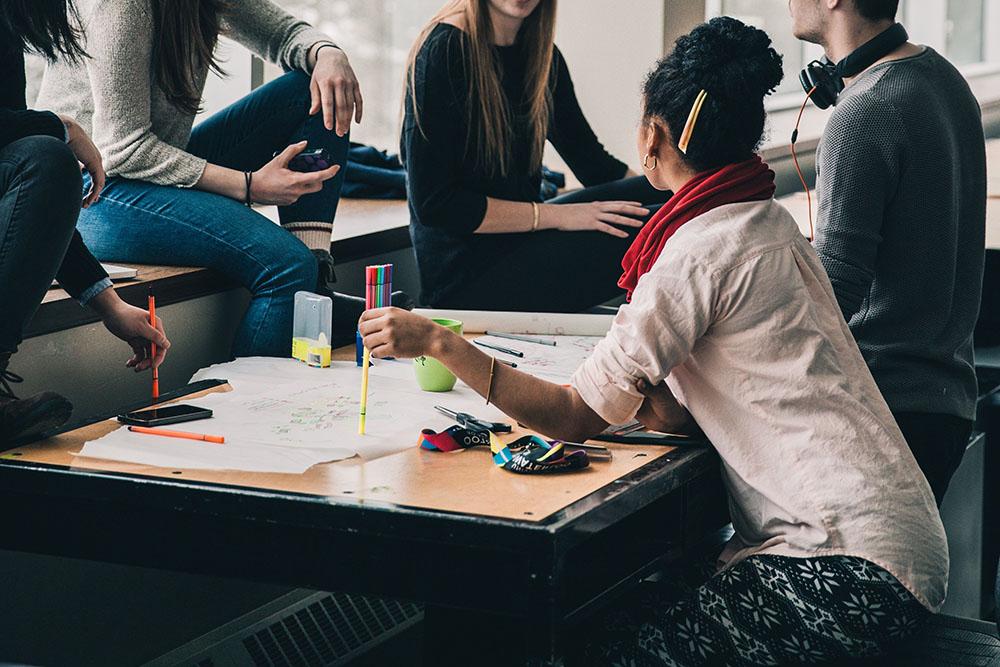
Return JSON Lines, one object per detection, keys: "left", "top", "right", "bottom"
{"left": 77, "top": 72, "right": 350, "bottom": 357}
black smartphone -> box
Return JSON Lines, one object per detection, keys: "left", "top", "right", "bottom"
{"left": 117, "top": 404, "right": 213, "bottom": 427}
{"left": 279, "top": 148, "right": 334, "bottom": 173}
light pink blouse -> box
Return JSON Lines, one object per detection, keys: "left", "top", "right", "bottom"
{"left": 572, "top": 199, "right": 948, "bottom": 611}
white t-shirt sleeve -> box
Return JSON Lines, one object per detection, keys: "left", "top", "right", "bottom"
{"left": 571, "top": 252, "right": 716, "bottom": 425}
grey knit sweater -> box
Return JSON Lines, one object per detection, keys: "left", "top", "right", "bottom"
{"left": 35, "top": 0, "right": 333, "bottom": 187}
{"left": 814, "top": 47, "right": 986, "bottom": 421}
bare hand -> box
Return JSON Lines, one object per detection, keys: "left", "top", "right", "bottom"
{"left": 635, "top": 378, "right": 693, "bottom": 434}
{"left": 89, "top": 289, "right": 170, "bottom": 371}
{"left": 60, "top": 115, "right": 105, "bottom": 208}
{"left": 551, "top": 201, "right": 648, "bottom": 238}
{"left": 358, "top": 307, "right": 443, "bottom": 359}
{"left": 310, "top": 46, "right": 363, "bottom": 136}
{"left": 251, "top": 141, "right": 341, "bottom": 206}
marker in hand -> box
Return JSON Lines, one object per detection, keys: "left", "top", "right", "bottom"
{"left": 148, "top": 287, "right": 159, "bottom": 402}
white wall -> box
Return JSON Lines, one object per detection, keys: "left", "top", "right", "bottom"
{"left": 545, "top": 0, "right": 667, "bottom": 178}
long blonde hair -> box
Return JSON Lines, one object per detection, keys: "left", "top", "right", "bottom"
{"left": 405, "top": 0, "right": 557, "bottom": 177}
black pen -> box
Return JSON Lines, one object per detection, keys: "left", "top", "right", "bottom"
{"left": 485, "top": 331, "right": 557, "bottom": 347}
{"left": 474, "top": 339, "right": 524, "bottom": 358}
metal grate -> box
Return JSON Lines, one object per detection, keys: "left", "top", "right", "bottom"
{"left": 243, "top": 593, "right": 422, "bottom": 667}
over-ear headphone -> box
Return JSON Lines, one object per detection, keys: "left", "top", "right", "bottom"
{"left": 799, "top": 23, "right": 909, "bottom": 109}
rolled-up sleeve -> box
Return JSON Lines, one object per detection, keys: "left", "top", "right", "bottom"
{"left": 572, "top": 253, "right": 715, "bottom": 425}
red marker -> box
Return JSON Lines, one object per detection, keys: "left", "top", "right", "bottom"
{"left": 148, "top": 287, "right": 159, "bottom": 401}
{"left": 128, "top": 425, "right": 224, "bottom": 444}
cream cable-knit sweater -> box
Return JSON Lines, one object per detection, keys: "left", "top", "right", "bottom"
{"left": 37, "top": 0, "right": 333, "bottom": 187}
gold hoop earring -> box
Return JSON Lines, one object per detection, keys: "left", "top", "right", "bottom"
{"left": 643, "top": 153, "right": 658, "bottom": 170}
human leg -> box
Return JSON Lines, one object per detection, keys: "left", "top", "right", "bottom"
{"left": 438, "top": 227, "right": 637, "bottom": 312}
{"left": 77, "top": 178, "right": 317, "bottom": 358}
{"left": 893, "top": 411, "right": 973, "bottom": 506}
{"left": 0, "top": 136, "right": 83, "bottom": 441}
{"left": 0, "top": 136, "right": 84, "bottom": 355}
{"left": 186, "top": 71, "right": 350, "bottom": 251}
{"left": 575, "top": 555, "right": 929, "bottom": 666}
{"left": 438, "top": 177, "right": 668, "bottom": 313}
{"left": 548, "top": 175, "right": 669, "bottom": 213}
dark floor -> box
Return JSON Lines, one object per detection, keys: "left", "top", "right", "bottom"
{"left": 351, "top": 622, "right": 423, "bottom": 666}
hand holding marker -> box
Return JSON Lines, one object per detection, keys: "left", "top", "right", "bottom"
{"left": 359, "top": 264, "right": 393, "bottom": 434}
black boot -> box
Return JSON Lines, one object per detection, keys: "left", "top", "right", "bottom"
{"left": 0, "top": 354, "right": 73, "bottom": 445}
{"left": 312, "top": 248, "right": 337, "bottom": 299}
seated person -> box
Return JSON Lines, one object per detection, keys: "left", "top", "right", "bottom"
{"left": 37, "top": 0, "right": 363, "bottom": 357}
{"left": 364, "top": 18, "right": 946, "bottom": 664}
{"left": 402, "top": 0, "right": 666, "bottom": 312}
{"left": 2, "top": 1, "right": 168, "bottom": 443}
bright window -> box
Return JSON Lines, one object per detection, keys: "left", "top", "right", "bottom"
{"left": 707, "top": 0, "right": 1000, "bottom": 103}
{"left": 705, "top": 0, "right": 822, "bottom": 96}
{"left": 275, "top": 0, "right": 443, "bottom": 152}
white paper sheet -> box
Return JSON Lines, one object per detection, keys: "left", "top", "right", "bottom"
{"left": 76, "top": 427, "right": 347, "bottom": 474}
{"left": 473, "top": 334, "right": 602, "bottom": 384}
{"left": 413, "top": 309, "right": 614, "bottom": 336}
{"left": 78, "top": 357, "right": 513, "bottom": 472}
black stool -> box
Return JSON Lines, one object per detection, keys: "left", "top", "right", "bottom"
{"left": 843, "top": 614, "right": 1000, "bottom": 665}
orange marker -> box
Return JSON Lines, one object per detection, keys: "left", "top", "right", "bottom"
{"left": 148, "top": 288, "right": 159, "bottom": 401}
{"left": 127, "top": 425, "right": 225, "bottom": 444}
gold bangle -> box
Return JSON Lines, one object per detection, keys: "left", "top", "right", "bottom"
{"left": 531, "top": 201, "right": 540, "bottom": 232}
{"left": 485, "top": 356, "right": 497, "bottom": 405}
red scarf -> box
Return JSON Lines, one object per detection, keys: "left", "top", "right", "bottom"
{"left": 618, "top": 155, "right": 776, "bottom": 300}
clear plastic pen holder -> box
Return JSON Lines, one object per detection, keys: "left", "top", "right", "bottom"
{"left": 292, "top": 291, "right": 333, "bottom": 367}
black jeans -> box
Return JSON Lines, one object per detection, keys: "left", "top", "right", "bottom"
{"left": 894, "top": 411, "right": 973, "bottom": 506}
{"left": 0, "top": 136, "right": 83, "bottom": 355}
{"left": 443, "top": 176, "right": 668, "bottom": 313}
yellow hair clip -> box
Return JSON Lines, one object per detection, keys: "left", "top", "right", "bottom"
{"left": 677, "top": 89, "right": 708, "bottom": 155}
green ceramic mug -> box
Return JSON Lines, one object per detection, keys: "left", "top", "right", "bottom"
{"left": 413, "top": 318, "right": 463, "bottom": 392}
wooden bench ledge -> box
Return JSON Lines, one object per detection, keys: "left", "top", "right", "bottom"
{"left": 27, "top": 199, "right": 412, "bottom": 339}
{"left": 28, "top": 265, "right": 237, "bottom": 339}
{"left": 262, "top": 198, "right": 412, "bottom": 263}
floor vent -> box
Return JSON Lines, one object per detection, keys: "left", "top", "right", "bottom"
{"left": 145, "top": 590, "right": 423, "bottom": 667}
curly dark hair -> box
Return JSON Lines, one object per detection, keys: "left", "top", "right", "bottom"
{"left": 643, "top": 16, "right": 784, "bottom": 172}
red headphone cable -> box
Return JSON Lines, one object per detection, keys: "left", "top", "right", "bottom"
{"left": 791, "top": 86, "right": 816, "bottom": 241}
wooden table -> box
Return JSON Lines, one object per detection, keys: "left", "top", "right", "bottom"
{"left": 0, "top": 371, "right": 725, "bottom": 663}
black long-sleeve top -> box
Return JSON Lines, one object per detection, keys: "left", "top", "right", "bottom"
{"left": 1, "top": 42, "right": 108, "bottom": 300}
{"left": 401, "top": 23, "right": 628, "bottom": 306}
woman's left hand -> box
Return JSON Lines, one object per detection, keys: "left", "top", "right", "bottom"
{"left": 89, "top": 288, "right": 170, "bottom": 371}
{"left": 359, "top": 307, "right": 442, "bottom": 359}
{"left": 309, "top": 45, "right": 363, "bottom": 136}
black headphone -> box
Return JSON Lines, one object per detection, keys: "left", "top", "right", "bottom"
{"left": 799, "top": 23, "right": 909, "bottom": 109}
